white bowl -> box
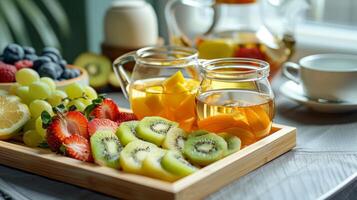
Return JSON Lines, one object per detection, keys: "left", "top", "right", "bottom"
{"left": 0, "top": 65, "right": 89, "bottom": 91}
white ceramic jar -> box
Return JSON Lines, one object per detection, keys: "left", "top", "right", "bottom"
{"left": 104, "top": 0, "right": 158, "bottom": 48}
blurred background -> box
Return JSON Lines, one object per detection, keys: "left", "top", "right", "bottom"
{"left": 1, "top": 0, "right": 357, "bottom": 63}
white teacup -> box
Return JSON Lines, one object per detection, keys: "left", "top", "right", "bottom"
{"left": 283, "top": 54, "right": 357, "bottom": 102}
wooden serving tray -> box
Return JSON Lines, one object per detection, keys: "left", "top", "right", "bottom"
{"left": 0, "top": 119, "right": 296, "bottom": 199}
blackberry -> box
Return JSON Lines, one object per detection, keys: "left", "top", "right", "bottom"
{"left": 2, "top": 44, "right": 24, "bottom": 64}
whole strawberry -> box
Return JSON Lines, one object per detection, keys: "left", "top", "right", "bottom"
{"left": 0, "top": 62, "right": 16, "bottom": 83}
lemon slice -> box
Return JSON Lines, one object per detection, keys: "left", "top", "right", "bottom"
{"left": 0, "top": 95, "right": 30, "bottom": 140}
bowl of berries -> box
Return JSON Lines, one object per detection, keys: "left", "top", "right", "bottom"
{"left": 0, "top": 44, "right": 89, "bottom": 91}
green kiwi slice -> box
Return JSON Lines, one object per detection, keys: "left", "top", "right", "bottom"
{"left": 136, "top": 117, "right": 178, "bottom": 146}
{"left": 188, "top": 130, "right": 210, "bottom": 138}
{"left": 120, "top": 140, "right": 160, "bottom": 174}
{"left": 218, "top": 132, "right": 241, "bottom": 156}
{"left": 183, "top": 133, "right": 227, "bottom": 166}
{"left": 161, "top": 150, "right": 198, "bottom": 177}
{"left": 162, "top": 127, "right": 187, "bottom": 153}
{"left": 90, "top": 130, "right": 123, "bottom": 169}
{"left": 142, "top": 150, "right": 179, "bottom": 182}
{"left": 116, "top": 121, "right": 139, "bottom": 146}
{"left": 73, "top": 53, "right": 111, "bottom": 88}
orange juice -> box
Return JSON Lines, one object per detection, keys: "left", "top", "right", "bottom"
{"left": 196, "top": 89, "right": 274, "bottom": 147}
{"left": 129, "top": 77, "right": 199, "bottom": 131}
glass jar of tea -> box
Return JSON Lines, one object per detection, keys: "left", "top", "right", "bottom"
{"left": 196, "top": 58, "right": 275, "bottom": 147}
{"left": 113, "top": 46, "right": 201, "bottom": 131}
{"left": 165, "top": 0, "right": 308, "bottom": 79}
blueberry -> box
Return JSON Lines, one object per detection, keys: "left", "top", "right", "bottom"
{"left": 72, "top": 68, "right": 81, "bottom": 77}
{"left": 61, "top": 69, "right": 72, "bottom": 79}
{"left": 59, "top": 59, "right": 67, "bottom": 70}
{"left": 2, "top": 44, "right": 24, "bottom": 64}
{"left": 37, "top": 63, "right": 58, "bottom": 79}
{"left": 43, "top": 53, "right": 60, "bottom": 63}
{"left": 33, "top": 56, "right": 51, "bottom": 70}
{"left": 42, "top": 47, "right": 61, "bottom": 58}
{"left": 24, "top": 54, "right": 38, "bottom": 61}
{"left": 23, "top": 46, "right": 36, "bottom": 55}
{"left": 53, "top": 63, "right": 63, "bottom": 78}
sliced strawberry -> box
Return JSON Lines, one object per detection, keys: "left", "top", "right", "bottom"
{"left": 90, "top": 98, "right": 120, "bottom": 121}
{"left": 63, "top": 134, "right": 92, "bottom": 162}
{"left": 46, "top": 111, "right": 88, "bottom": 152}
{"left": 117, "top": 112, "right": 138, "bottom": 124}
{"left": 88, "top": 118, "right": 118, "bottom": 136}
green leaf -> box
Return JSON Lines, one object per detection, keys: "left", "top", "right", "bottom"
{"left": 84, "top": 104, "right": 96, "bottom": 119}
{"left": 0, "top": 10, "right": 14, "bottom": 49}
{"left": 15, "top": 0, "right": 60, "bottom": 48}
{"left": 40, "top": 0, "right": 70, "bottom": 38}
{"left": 41, "top": 111, "right": 52, "bottom": 129}
{"left": 0, "top": 0, "right": 30, "bottom": 45}
{"left": 53, "top": 104, "right": 66, "bottom": 114}
{"left": 38, "top": 142, "right": 49, "bottom": 148}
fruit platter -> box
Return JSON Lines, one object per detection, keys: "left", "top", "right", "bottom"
{"left": 0, "top": 45, "right": 296, "bottom": 199}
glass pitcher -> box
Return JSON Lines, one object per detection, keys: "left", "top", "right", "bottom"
{"left": 165, "top": 0, "right": 308, "bottom": 78}
{"left": 113, "top": 46, "right": 201, "bottom": 131}
{"left": 196, "top": 58, "right": 274, "bottom": 147}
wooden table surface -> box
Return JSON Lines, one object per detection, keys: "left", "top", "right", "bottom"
{"left": 1, "top": 75, "right": 357, "bottom": 200}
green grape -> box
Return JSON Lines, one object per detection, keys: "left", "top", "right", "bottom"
{"left": 78, "top": 97, "right": 92, "bottom": 107}
{"left": 40, "top": 77, "right": 56, "bottom": 92}
{"left": 47, "top": 90, "right": 68, "bottom": 107}
{"left": 23, "top": 130, "right": 44, "bottom": 147}
{"left": 83, "top": 86, "right": 97, "bottom": 100}
{"left": 67, "top": 99, "right": 86, "bottom": 112}
{"left": 23, "top": 118, "right": 36, "bottom": 132}
{"left": 9, "top": 83, "right": 20, "bottom": 95}
{"left": 65, "top": 82, "right": 84, "bottom": 99}
{"left": 29, "top": 81, "right": 52, "bottom": 99}
{"left": 16, "top": 68, "right": 40, "bottom": 86}
{"left": 16, "top": 86, "right": 31, "bottom": 104}
{"left": 29, "top": 99, "right": 53, "bottom": 118}
{"left": 35, "top": 117, "right": 47, "bottom": 138}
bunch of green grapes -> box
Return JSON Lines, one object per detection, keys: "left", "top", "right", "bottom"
{"left": 13, "top": 68, "right": 97, "bottom": 147}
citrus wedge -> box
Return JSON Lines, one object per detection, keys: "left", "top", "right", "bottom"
{"left": 0, "top": 95, "right": 30, "bottom": 140}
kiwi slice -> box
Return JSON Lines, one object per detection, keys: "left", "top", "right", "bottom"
{"left": 218, "top": 132, "right": 241, "bottom": 156}
{"left": 74, "top": 53, "right": 111, "bottom": 88}
{"left": 120, "top": 140, "right": 160, "bottom": 174}
{"left": 161, "top": 150, "right": 198, "bottom": 177}
{"left": 162, "top": 127, "right": 187, "bottom": 153}
{"left": 90, "top": 130, "right": 123, "bottom": 169}
{"left": 116, "top": 121, "right": 139, "bottom": 146}
{"left": 136, "top": 116, "right": 178, "bottom": 146}
{"left": 188, "top": 130, "right": 210, "bottom": 138}
{"left": 183, "top": 133, "right": 227, "bottom": 166}
{"left": 142, "top": 150, "right": 179, "bottom": 182}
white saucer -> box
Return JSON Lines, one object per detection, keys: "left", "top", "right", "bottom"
{"left": 280, "top": 81, "right": 357, "bottom": 113}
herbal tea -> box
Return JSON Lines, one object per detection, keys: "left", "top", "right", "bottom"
{"left": 196, "top": 90, "right": 274, "bottom": 146}
{"left": 129, "top": 76, "right": 199, "bottom": 131}
{"left": 196, "top": 31, "right": 294, "bottom": 78}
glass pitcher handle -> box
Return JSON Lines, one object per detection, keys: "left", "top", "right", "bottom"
{"left": 113, "top": 52, "right": 135, "bottom": 99}
{"left": 165, "top": 0, "right": 219, "bottom": 46}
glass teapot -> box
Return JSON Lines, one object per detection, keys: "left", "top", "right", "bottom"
{"left": 165, "top": 0, "right": 308, "bottom": 78}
